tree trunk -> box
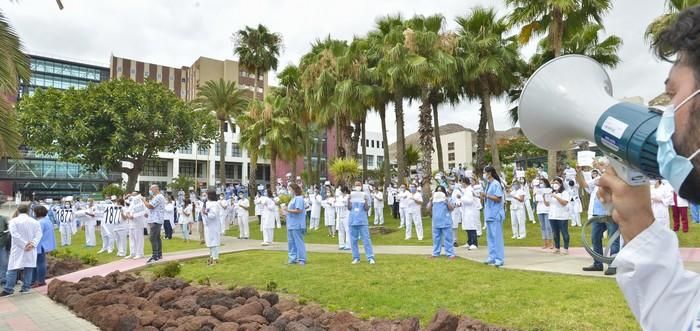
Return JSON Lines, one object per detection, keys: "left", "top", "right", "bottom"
{"left": 350, "top": 120, "right": 361, "bottom": 161}
{"left": 292, "top": 159, "right": 297, "bottom": 178}
{"left": 270, "top": 148, "right": 277, "bottom": 195}
{"left": 305, "top": 132, "right": 313, "bottom": 183}
{"left": 475, "top": 104, "right": 488, "bottom": 178}
{"left": 547, "top": 7, "right": 564, "bottom": 179}
{"left": 249, "top": 151, "right": 258, "bottom": 201}
{"left": 253, "top": 68, "right": 259, "bottom": 102}
{"left": 379, "top": 104, "right": 390, "bottom": 190}
{"left": 315, "top": 133, "right": 323, "bottom": 185}
{"left": 124, "top": 158, "right": 146, "bottom": 192}
{"left": 394, "top": 94, "right": 406, "bottom": 186}
{"left": 218, "top": 120, "right": 226, "bottom": 189}
{"left": 432, "top": 99, "right": 444, "bottom": 173}
{"left": 361, "top": 117, "right": 367, "bottom": 182}
{"left": 482, "top": 89, "right": 501, "bottom": 174}
{"left": 418, "top": 89, "right": 433, "bottom": 212}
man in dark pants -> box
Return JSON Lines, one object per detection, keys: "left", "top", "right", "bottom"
{"left": 144, "top": 184, "right": 166, "bottom": 263}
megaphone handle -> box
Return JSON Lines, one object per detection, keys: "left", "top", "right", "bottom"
{"left": 609, "top": 158, "right": 649, "bottom": 186}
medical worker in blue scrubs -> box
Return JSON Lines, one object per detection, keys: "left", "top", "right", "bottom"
{"left": 428, "top": 186, "right": 456, "bottom": 259}
{"left": 348, "top": 181, "right": 376, "bottom": 265}
{"left": 480, "top": 166, "right": 506, "bottom": 267}
{"left": 286, "top": 183, "right": 307, "bottom": 265}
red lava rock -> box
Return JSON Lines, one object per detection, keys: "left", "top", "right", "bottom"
{"left": 233, "top": 287, "right": 259, "bottom": 299}
{"left": 238, "top": 314, "right": 269, "bottom": 325}
{"left": 262, "top": 306, "right": 281, "bottom": 323}
{"left": 274, "top": 298, "right": 298, "bottom": 312}
{"left": 234, "top": 296, "right": 247, "bottom": 305}
{"left": 285, "top": 321, "right": 310, "bottom": 331}
{"left": 425, "top": 309, "right": 459, "bottom": 331}
{"left": 300, "top": 304, "right": 324, "bottom": 319}
{"left": 213, "top": 322, "right": 240, "bottom": 331}
{"left": 149, "top": 288, "right": 178, "bottom": 306}
{"left": 222, "top": 301, "right": 264, "bottom": 322}
{"left": 328, "top": 311, "right": 371, "bottom": 331}
{"left": 140, "top": 326, "right": 159, "bottom": 331}
{"left": 196, "top": 308, "right": 212, "bottom": 316}
{"left": 261, "top": 292, "right": 279, "bottom": 306}
{"left": 138, "top": 310, "right": 156, "bottom": 326}
{"left": 238, "top": 322, "right": 262, "bottom": 331}
{"left": 399, "top": 317, "right": 421, "bottom": 331}
{"left": 179, "top": 316, "right": 221, "bottom": 331}
{"left": 210, "top": 304, "right": 229, "bottom": 321}
{"left": 89, "top": 303, "right": 140, "bottom": 331}
{"left": 170, "top": 295, "right": 198, "bottom": 312}
{"left": 197, "top": 292, "right": 237, "bottom": 309}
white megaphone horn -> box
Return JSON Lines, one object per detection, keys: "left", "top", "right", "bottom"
{"left": 518, "top": 55, "right": 662, "bottom": 186}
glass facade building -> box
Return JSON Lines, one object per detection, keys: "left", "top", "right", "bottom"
{"left": 0, "top": 55, "right": 119, "bottom": 199}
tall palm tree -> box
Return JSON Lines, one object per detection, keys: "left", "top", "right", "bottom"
{"left": 237, "top": 100, "right": 266, "bottom": 199}
{"left": 276, "top": 65, "right": 307, "bottom": 181}
{"left": 0, "top": 10, "right": 30, "bottom": 158}
{"left": 506, "top": 0, "right": 612, "bottom": 178}
{"left": 403, "top": 14, "right": 458, "bottom": 200}
{"left": 261, "top": 91, "right": 293, "bottom": 194}
{"left": 456, "top": 7, "right": 525, "bottom": 175}
{"left": 646, "top": 0, "right": 700, "bottom": 50}
{"left": 233, "top": 24, "right": 283, "bottom": 102}
{"left": 195, "top": 79, "right": 248, "bottom": 188}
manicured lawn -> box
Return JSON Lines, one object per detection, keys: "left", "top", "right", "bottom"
{"left": 52, "top": 227, "right": 203, "bottom": 265}
{"left": 227, "top": 208, "right": 700, "bottom": 248}
{"left": 173, "top": 250, "right": 638, "bottom": 331}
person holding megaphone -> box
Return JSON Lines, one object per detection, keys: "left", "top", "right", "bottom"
{"left": 518, "top": 6, "right": 700, "bottom": 330}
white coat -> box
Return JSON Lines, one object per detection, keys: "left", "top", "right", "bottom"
{"left": 202, "top": 200, "right": 222, "bottom": 247}
{"left": 612, "top": 220, "right": 700, "bottom": 331}
{"left": 322, "top": 197, "right": 336, "bottom": 226}
{"left": 310, "top": 193, "right": 322, "bottom": 219}
{"left": 461, "top": 186, "right": 480, "bottom": 231}
{"left": 450, "top": 191, "right": 463, "bottom": 228}
{"left": 8, "top": 213, "right": 42, "bottom": 270}
{"left": 260, "top": 196, "right": 276, "bottom": 230}
{"left": 650, "top": 184, "right": 673, "bottom": 229}
{"left": 254, "top": 196, "right": 263, "bottom": 216}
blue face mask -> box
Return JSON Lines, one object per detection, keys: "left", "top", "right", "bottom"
{"left": 656, "top": 89, "right": 700, "bottom": 193}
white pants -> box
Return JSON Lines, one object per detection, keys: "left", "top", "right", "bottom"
{"left": 510, "top": 208, "right": 527, "bottom": 238}
{"left": 237, "top": 214, "right": 250, "bottom": 238}
{"left": 525, "top": 201, "right": 535, "bottom": 222}
{"left": 210, "top": 246, "right": 219, "bottom": 260}
{"left": 59, "top": 222, "right": 72, "bottom": 246}
{"left": 405, "top": 211, "right": 423, "bottom": 240}
{"left": 310, "top": 217, "right": 320, "bottom": 230}
{"left": 85, "top": 222, "right": 96, "bottom": 246}
{"left": 374, "top": 207, "right": 384, "bottom": 225}
{"left": 113, "top": 229, "right": 127, "bottom": 256}
{"left": 476, "top": 209, "right": 483, "bottom": 236}
{"left": 571, "top": 212, "right": 582, "bottom": 226}
{"left": 337, "top": 217, "right": 350, "bottom": 248}
{"left": 399, "top": 207, "right": 408, "bottom": 227}
{"left": 262, "top": 228, "right": 274, "bottom": 243}
{"left": 128, "top": 226, "right": 145, "bottom": 258}
{"left": 100, "top": 224, "right": 114, "bottom": 252}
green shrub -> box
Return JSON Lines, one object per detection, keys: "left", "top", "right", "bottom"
{"left": 153, "top": 262, "right": 182, "bottom": 278}
{"left": 266, "top": 281, "right": 278, "bottom": 292}
{"left": 80, "top": 254, "right": 99, "bottom": 266}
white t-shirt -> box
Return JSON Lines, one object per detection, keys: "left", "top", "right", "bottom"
{"left": 509, "top": 188, "right": 525, "bottom": 210}
{"left": 548, "top": 190, "right": 571, "bottom": 220}
{"left": 535, "top": 188, "right": 551, "bottom": 214}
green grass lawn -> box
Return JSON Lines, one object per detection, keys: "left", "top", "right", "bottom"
{"left": 172, "top": 250, "right": 638, "bottom": 331}
{"left": 52, "top": 227, "right": 203, "bottom": 265}
{"left": 227, "top": 208, "right": 700, "bottom": 248}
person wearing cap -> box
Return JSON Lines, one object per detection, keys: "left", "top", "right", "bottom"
{"left": 348, "top": 181, "right": 376, "bottom": 264}
{"left": 428, "top": 186, "right": 456, "bottom": 259}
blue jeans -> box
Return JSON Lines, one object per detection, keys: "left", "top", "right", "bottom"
{"left": 550, "top": 219, "right": 570, "bottom": 250}
{"left": 691, "top": 203, "right": 700, "bottom": 223}
{"left": 350, "top": 225, "right": 375, "bottom": 261}
{"left": 486, "top": 220, "right": 504, "bottom": 265}
{"left": 591, "top": 220, "right": 620, "bottom": 268}
{"left": 31, "top": 252, "right": 48, "bottom": 285}
{"left": 538, "top": 213, "right": 553, "bottom": 240}
{"left": 4, "top": 268, "right": 34, "bottom": 294}
{"left": 432, "top": 227, "right": 455, "bottom": 257}
{"left": 287, "top": 229, "right": 307, "bottom": 263}
{"left": 0, "top": 249, "right": 8, "bottom": 284}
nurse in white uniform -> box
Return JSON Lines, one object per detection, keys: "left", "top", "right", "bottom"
{"left": 202, "top": 189, "right": 222, "bottom": 264}
{"left": 650, "top": 179, "right": 673, "bottom": 229}
{"left": 260, "top": 190, "right": 276, "bottom": 246}
{"left": 335, "top": 188, "right": 350, "bottom": 250}
{"left": 322, "top": 193, "right": 336, "bottom": 237}
{"left": 461, "top": 179, "right": 480, "bottom": 249}
{"left": 309, "top": 187, "right": 322, "bottom": 230}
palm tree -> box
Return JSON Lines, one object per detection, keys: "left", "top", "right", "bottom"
{"left": 506, "top": 0, "right": 612, "bottom": 178}
{"left": 233, "top": 24, "right": 283, "bottom": 102}
{"left": 0, "top": 10, "right": 30, "bottom": 158}
{"left": 403, "top": 14, "right": 458, "bottom": 200}
{"left": 275, "top": 65, "right": 307, "bottom": 181}
{"left": 404, "top": 144, "right": 421, "bottom": 170}
{"left": 456, "top": 7, "right": 525, "bottom": 175}
{"left": 646, "top": 0, "right": 700, "bottom": 50}
{"left": 237, "top": 100, "right": 266, "bottom": 199}
{"left": 195, "top": 79, "right": 248, "bottom": 188}
{"left": 260, "top": 91, "right": 293, "bottom": 194}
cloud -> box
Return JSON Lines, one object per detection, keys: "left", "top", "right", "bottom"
{"left": 4, "top": 0, "right": 670, "bottom": 142}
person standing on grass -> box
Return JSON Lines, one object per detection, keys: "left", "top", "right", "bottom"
{"left": 322, "top": 191, "right": 336, "bottom": 237}
{"left": 481, "top": 166, "right": 505, "bottom": 267}
{"left": 97, "top": 197, "right": 115, "bottom": 254}
{"left": 217, "top": 193, "right": 229, "bottom": 234}
{"left": 260, "top": 189, "right": 276, "bottom": 246}
{"left": 163, "top": 195, "right": 176, "bottom": 240}
{"left": 56, "top": 199, "right": 73, "bottom": 247}
{"left": 310, "top": 186, "right": 322, "bottom": 231}
{"left": 405, "top": 184, "right": 424, "bottom": 241}
{"left": 254, "top": 192, "right": 263, "bottom": 225}
{"left": 508, "top": 180, "right": 527, "bottom": 240}
{"left": 125, "top": 193, "right": 146, "bottom": 259}
{"left": 202, "top": 188, "right": 223, "bottom": 265}
{"left": 534, "top": 178, "right": 554, "bottom": 251}
{"left": 236, "top": 192, "right": 250, "bottom": 239}
{"left": 461, "top": 178, "right": 480, "bottom": 250}
{"left": 83, "top": 199, "right": 97, "bottom": 247}
{"left": 429, "top": 186, "right": 456, "bottom": 259}
{"left": 398, "top": 184, "right": 409, "bottom": 229}
{"left": 335, "top": 187, "right": 351, "bottom": 250}
{"left": 548, "top": 178, "right": 571, "bottom": 255}
{"left": 31, "top": 205, "right": 54, "bottom": 287}
{"left": 0, "top": 204, "right": 41, "bottom": 296}
{"left": 178, "top": 198, "right": 193, "bottom": 242}
{"left": 144, "top": 184, "right": 166, "bottom": 263}
{"left": 348, "top": 181, "right": 376, "bottom": 265}
{"left": 109, "top": 199, "right": 127, "bottom": 257}
{"left": 286, "top": 183, "right": 307, "bottom": 265}
{"left": 450, "top": 183, "right": 463, "bottom": 246}
{"left": 373, "top": 187, "right": 384, "bottom": 226}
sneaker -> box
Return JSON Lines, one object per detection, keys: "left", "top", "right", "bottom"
{"left": 96, "top": 249, "right": 105, "bottom": 254}
{"left": 342, "top": 247, "right": 351, "bottom": 251}
{"left": 483, "top": 260, "right": 495, "bottom": 265}
{"left": 261, "top": 242, "right": 270, "bottom": 246}
{"left": 428, "top": 255, "right": 437, "bottom": 259}
{"left": 123, "top": 256, "right": 132, "bottom": 260}
{"left": 553, "top": 249, "right": 560, "bottom": 254}
{"left": 134, "top": 255, "right": 144, "bottom": 259}
{"left": 19, "top": 289, "right": 30, "bottom": 294}
{"left": 494, "top": 261, "right": 504, "bottom": 267}
{"left": 469, "top": 245, "right": 477, "bottom": 250}
{"left": 517, "top": 235, "right": 526, "bottom": 239}
{"left": 298, "top": 261, "right": 306, "bottom": 266}
{"left": 351, "top": 259, "right": 360, "bottom": 264}
{"left": 338, "top": 247, "right": 345, "bottom": 250}
{"left": 448, "top": 256, "right": 456, "bottom": 260}
{"left": 287, "top": 260, "right": 297, "bottom": 265}
{"left": 511, "top": 235, "right": 517, "bottom": 239}
{"left": 146, "top": 257, "right": 157, "bottom": 264}
{"left": 0, "top": 291, "right": 11, "bottom": 297}
{"left": 582, "top": 264, "right": 604, "bottom": 272}
{"left": 604, "top": 267, "right": 617, "bottom": 276}
{"left": 562, "top": 249, "right": 569, "bottom": 255}
{"left": 368, "top": 258, "right": 376, "bottom": 265}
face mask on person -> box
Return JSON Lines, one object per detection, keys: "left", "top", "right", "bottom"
{"left": 656, "top": 89, "right": 700, "bottom": 197}
{"left": 64, "top": 204, "right": 70, "bottom": 208}
{"left": 482, "top": 173, "right": 488, "bottom": 181}
{"left": 354, "top": 186, "right": 362, "bottom": 192}
{"left": 552, "top": 184, "right": 561, "bottom": 191}
{"left": 409, "top": 188, "right": 416, "bottom": 193}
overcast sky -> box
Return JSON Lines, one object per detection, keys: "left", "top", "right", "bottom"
{"left": 4, "top": 0, "right": 671, "bottom": 143}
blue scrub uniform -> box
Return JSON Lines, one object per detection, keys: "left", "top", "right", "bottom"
{"left": 484, "top": 180, "right": 505, "bottom": 266}
{"left": 286, "top": 196, "right": 307, "bottom": 264}
{"left": 431, "top": 199, "right": 455, "bottom": 257}
{"left": 349, "top": 197, "right": 375, "bottom": 262}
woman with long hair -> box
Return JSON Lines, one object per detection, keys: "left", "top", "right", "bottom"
{"left": 480, "top": 166, "right": 505, "bottom": 267}
{"left": 548, "top": 177, "right": 571, "bottom": 254}
{"left": 534, "top": 178, "right": 554, "bottom": 250}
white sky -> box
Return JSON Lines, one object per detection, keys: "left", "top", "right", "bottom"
{"left": 4, "top": 0, "right": 672, "bottom": 143}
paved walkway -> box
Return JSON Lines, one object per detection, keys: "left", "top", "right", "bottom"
{"left": 2, "top": 207, "right": 700, "bottom": 330}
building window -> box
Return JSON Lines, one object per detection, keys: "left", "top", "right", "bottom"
{"left": 367, "top": 155, "right": 374, "bottom": 167}
{"left": 215, "top": 143, "right": 227, "bottom": 156}
{"left": 144, "top": 71, "right": 149, "bottom": 78}
{"left": 448, "top": 152, "right": 455, "bottom": 161}
{"left": 377, "top": 156, "right": 384, "bottom": 166}
{"left": 223, "top": 122, "right": 229, "bottom": 132}
{"left": 448, "top": 163, "right": 455, "bottom": 170}
{"left": 157, "top": 73, "right": 162, "bottom": 79}
{"left": 448, "top": 142, "right": 455, "bottom": 151}
{"left": 142, "top": 159, "right": 168, "bottom": 177}
{"left": 198, "top": 145, "right": 209, "bottom": 156}
{"left": 230, "top": 123, "right": 236, "bottom": 133}
{"left": 117, "top": 66, "right": 122, "bottom": 73}
{"left": 231, "top": 143, "right": 241, "bottom": 157}
{"left": 130, "top": 68, "right": 135, "bottom": 74}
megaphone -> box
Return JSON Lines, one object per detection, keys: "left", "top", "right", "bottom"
{"left": 519, "top": 54, "right": 661, "bottom": 186}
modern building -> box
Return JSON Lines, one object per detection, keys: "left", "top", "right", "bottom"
{"left": 359, "top": 131, "right": 386, "bottom": 170}
{"left": 110, "top": 55, "right": 271, "bottom": 191}
{"left": 0, "top": 54, "right": 121, "bottom": 199}
{"left": 388, "top": 123, "right": 475, "bottom": 172}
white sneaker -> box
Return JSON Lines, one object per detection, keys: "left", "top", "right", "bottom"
{"left": 96, "top": 249, "right": 105, "bottom": 254}
{"left": 469, "top": 245, "right": 477, "bottom": 250}
{"left": 261, "top": 242, "right": 270, "bottom": 246}
{"left": 531, "top": 221, "right": 536, "bottom": 224}
{"left": 351, "top": 259, "right": 360, "bottom": 264}
{"left": 368, "top": 258, "right": 376, "bottom": 265}
{"left": 517, "top": 235, "right": 526, "bottom": 239}
{"left": 511, "top": 235, "right": 517, "bottom": 239}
